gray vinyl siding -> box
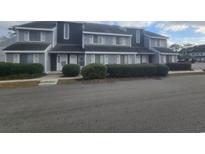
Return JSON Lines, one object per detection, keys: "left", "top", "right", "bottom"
{"left": 6, "top": 54, "right": 13, "bottom": 62}
{"left": 18, "top": 30, "right": 53, "bottom": 43}
{"left": 144, "top": 36, "right": 150, "bottom": 49}
{"left": 0, "top": 48, "right": 5, "bottom": 62}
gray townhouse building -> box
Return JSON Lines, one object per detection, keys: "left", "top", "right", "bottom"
{"left": 179, "top": 44, "right": 205, "bottom": 62}
{"left": 3, "top": 21, "right": 177, "bottom": 73}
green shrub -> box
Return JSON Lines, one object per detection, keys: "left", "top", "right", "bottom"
{"left": 81, "top": 63, "right": 107, "bottom": 80}
{"left": 0, "top": 62, "right": 44, "bottom": 77}
{"left": 166, "top": 62, "right": 191, "bottom": 71}
{"left": 62, "top": 64, "right": 80, "bottom": 77}
{"left": 156, "top": 64, "right": 169, "bottom": 76}
{"left": 106, "top": 64, "right": 158, "bottom": 77}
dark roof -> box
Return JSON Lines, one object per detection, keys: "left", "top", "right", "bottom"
{"left": 145, "top": 31, "right": 167, "bottom": 38}
{"left": 192, "top": 45, "right": 205, "bottom": 52}
{"left": 83, "top": 23, "right": 130, "bottom": 35}
{"left": 16, "top": 21, "right": 57, "bottom": 29}
{"left": 154, "top": 47, "right": 175, "bottom": 54}
{"left": 3, "top": 42, "right": 50, "bottom": 51}
{"left": 84, "top": 45, "right": 153, "bottom": 53}
{"left": 50, "top": 44, "right": 83, "bottom": 51}
{"left": 179, "top": 45, "right": 205, "bottom": 53}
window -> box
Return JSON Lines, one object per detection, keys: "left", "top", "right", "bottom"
{"left": 120, "top": 55, "right": 128, "bottom": 64}
{"left": 20, "top": 54, "right": 33, "bottom": 64}
{"left": 93, "top": 35, "right": 98, "bottom": 43}
{"left": 64, "top": 23, "right": 70, "bottom": 40}
{"left": 93, "top": 35, "right": 102, "bottom": 44}
{"left": 29, "top": 31, "right": 41, "bottom": 41}
{"left": 116, "top": 37, "right": 121, "bottom": 45}
{"left": 136, "top": 30, "right": 141, "bottom": 43}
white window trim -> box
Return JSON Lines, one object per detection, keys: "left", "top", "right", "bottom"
{"left": 33, "top": 54, "right": 40, "bottom": 63}
{"left": 64, "top": 23, "right": 70, "bottom": 40}
{"left": 26, "top": 31, "right": 45, "bottom": 42}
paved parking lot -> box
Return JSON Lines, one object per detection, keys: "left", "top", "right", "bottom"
{"left": 1, "top": 75, "right": 205, "bottom": 132}
{"left": 192, "top": 62, "right": 205, "bottom": 70}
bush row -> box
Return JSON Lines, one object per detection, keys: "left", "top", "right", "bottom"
{"left": 106, "top": 64, "right": 169, "bottom": 78}
{"left": 166, "top": 62, "right": 191, "bottom": 71}
{"left": 0, "top": 62, "right": 44, "bottom": 76}
{"left": 62, "top": 63, "right": 169, "bottom": 79}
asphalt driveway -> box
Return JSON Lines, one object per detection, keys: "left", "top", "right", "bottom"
{"left": 1, "top": 75, "right": 205, "bottom": 132}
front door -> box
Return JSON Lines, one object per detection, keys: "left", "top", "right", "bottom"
{"left": 57, "top": 54, "right": 68, "bottom": 71}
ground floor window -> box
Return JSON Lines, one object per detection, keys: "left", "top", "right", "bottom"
{"left": 166, "top": 55, "right": 172, "bottom": 63}
{"left": 20, "top": 54, "right": 33, "bottom": 64}
{"left": 120, "top": 55, "right": 128, "bottom": 64}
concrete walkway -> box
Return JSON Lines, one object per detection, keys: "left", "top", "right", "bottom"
{"left": 0, "top": 74, "right": 82, "bottom": 86}
{"left": 169, "top": 69, "right": 204, "bottom": 75}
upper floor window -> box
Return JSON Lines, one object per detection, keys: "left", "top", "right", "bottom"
{"left": 29, "top": 31, "right": 41, "bottom": 42}
{"left": 136, "top": 30, "right": 141, "bottom": 43}
{"left": 93, "top": 35, "right": 103, "bottom": 44}
{"left": 116, "top": 37, "right": 126, "bottom": 45}
{"left": 64, "top": 23, "right": 70, "bottom": 40}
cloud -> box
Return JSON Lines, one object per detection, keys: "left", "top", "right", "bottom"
{"left": 93, "top": 21, "right": 155, "bottom": 28}
{"left": 156, "top": 21, "right": 205, "bottom": 34}
{"left": 0, "top": 21, "right": 27, "bottom": 37}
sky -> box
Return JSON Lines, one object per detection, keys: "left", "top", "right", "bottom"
{"left": 1, "top": 21, "right": 205, "bottom": 45}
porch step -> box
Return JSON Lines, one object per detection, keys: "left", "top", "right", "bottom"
{"left": 38, "top": 79, "right": 59, "bottom": 86}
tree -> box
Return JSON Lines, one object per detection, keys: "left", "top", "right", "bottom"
{"left": 170, "top": 43, "right": 183, "bottom": 52}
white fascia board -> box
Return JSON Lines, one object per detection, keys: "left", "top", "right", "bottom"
{"left": 160, "top": 53, "right": 178, "bottom": 55}
{"left": 83, "top": 31, "right": 132, "bottom": 37}
{"left": 4, "top": 50, "right": 46, "bottom": 53}
{"left": 49, "top": 51, "right": 84, "bottom": 54}
{"left": 144, "top": 34, "right": 168, "bottom": 39}
{"left": 136, "top": 52, "right": 155, "bottom": 55}
{"left": 85, "top": 51, "right": 136, "bottom": 54}
{"left": 15, "top": 27, "right": 54, "bottom": 31}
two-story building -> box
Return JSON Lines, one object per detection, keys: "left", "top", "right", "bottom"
{"left": 3, "top": 21, "right": 177, "bottom": 73}
{"left": 179, "top": 45, "right": 205, "bottom": 62}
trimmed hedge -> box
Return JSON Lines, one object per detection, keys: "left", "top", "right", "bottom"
{"left": 156, "top": 64, "right": 169, "bottom": 76}
{"left": 107, "top": 64, "right": 169, "bottom": 77}
{"left": 166, "top": 62, "right": 191, "bottom": 71}
{"left": 62, "top": 64, "right": 80, "bottom": 77}
{"left": 0, "top": 62, "right": 44, "bottom": 77}
{"left": 81, "top": 63, "right": 107, "bottom": 80}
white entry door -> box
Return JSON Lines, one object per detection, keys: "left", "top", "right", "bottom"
{"left": 70, "top": 54, "right": 78, "bottom": 64}
{"left": 57, "top": 54, "right": 68, "bottom": 71}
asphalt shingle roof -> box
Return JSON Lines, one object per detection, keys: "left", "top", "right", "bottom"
{"left": 154, "top": 47, "right": 175, "bottom": 54}
{"left": 84, "top": 45, "right": 154, "bottom": 53}
{"left": 83, "top": 23, "right": 130, "bottom": 35}
{"left": 50, "top": 44, "right": 83, "bottom": 51}
{"left": 3, "top": 42, "right": 50, "bottom": 51}
{"left": 16, "top": 21, "right": 57, "bottom": 29}
{"left": 145, "top": 31, "right": 167, "bottom": 38}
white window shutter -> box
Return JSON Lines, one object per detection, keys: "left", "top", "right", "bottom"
{"left": 91, "top": 54, "right": 95, "bottom": 63}
{"left": 117, "top": 55, "right": 120, "bottom": 64}
{"left": 33, "top": 54, "right": 40, "bottom": 63}
{"left": 13, "top": 54, "right": 20, "bottom": 63}
{"left": 104, "top": 55, "right": 108, "bottom": 64}
{"left": 41, "top": 32, "right": 46, "bottom": 42}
